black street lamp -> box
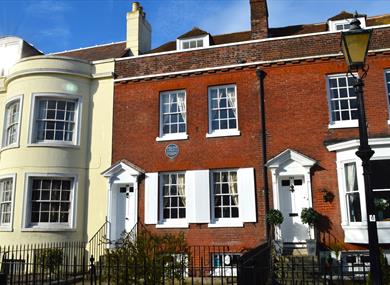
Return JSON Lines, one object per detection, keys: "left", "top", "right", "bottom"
{"left": 341, "top": 13, "right": 382, "bottom": 284}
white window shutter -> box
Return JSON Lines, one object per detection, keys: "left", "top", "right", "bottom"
{"left": 144, "top": 172, "right": 158, "bottom": 224}
{"left": 237, "top": 168, "right": 257, "bottom": 223}
{"left": 186, "top": 170, "right": 210, "bottom": 223}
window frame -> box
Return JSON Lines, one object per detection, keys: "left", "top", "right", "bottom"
{"left": 2, "top": 95, "right": 23, "bottom": 150}
{"left": 28, "top": 93, "right": 82, "bottom": 147}
{"left": 343, "top": 162, "right": 362, "bottom": 223}
{"left": 207, "top": 84, "right": 240, "bottom": 138}
{"left": 0, "top": 174, "right": 16, "bottom": 231}
{"left": 385, "top": 70, "right": 390, "bottom": 124}
{"left": 157, "top": 172, "right": 188, "bottom": 228}
{"left": 156, "top": 90, "right": 188, "bottom": 142}
{"left": 22, "top": 173, "right": 78, "bottom": 231}
{"left": 370, "top": 159, "right": 390, "bottom": 221}
{"left": 326, "top": 74, "right": 359, "bottom": 129}
{"left": 176, "top": 35, "right": 210, "bottom": 51}
{"left": 209, "top": 169, "right": 241, "bottom": 227}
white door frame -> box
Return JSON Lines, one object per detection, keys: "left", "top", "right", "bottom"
{"left": 266, "top": 149, "right": 316, "bottom": 241}
{"left": 102, "top": 161, "right": 144, "bottom": 243}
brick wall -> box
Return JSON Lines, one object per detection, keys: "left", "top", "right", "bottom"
{"left": 262, "top": 54, "right": 390, "bottom": 249}
{"left": 113, "top": 69, "right": 267, "bottom": 250}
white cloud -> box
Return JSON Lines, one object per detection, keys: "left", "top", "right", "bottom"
{"left": 39, "top": 27, "right": 70, "bottom": 38}
{"left": 23, "top": 1, "right": 72, "bottom": 47}
{"left": 26, "top": 1, "right": 71, "bottom": 15}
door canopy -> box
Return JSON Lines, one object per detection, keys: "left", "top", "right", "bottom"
{"left": 102, "top": 159, "right": 145, "bottom": 183}
{"left": 266, "top": 149, "right": 316, "bottom": 175}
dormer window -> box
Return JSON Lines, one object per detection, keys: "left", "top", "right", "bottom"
{"left": 327, "top": 12, "right": 366, "bottom": 32}
{"left": 182, "top": 38, "right": 204, "bottom": 49}
{"left": 177, "top": 35, "right": 210, "bottom": 51}
{"left": 176, "top": 28, "right": 210, "bottom": 51}
{"left": 335, "top": 22, "right": 351, "bottom": 31}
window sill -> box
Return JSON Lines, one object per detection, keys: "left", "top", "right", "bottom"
{"left": 208, "top": 220, "right": 243, "bottom": 228}
{"left": 27, "top": 142, "right": 79, "bottom": 149}
{"left": 156, "top": 134, "right": 188, "bottom": 142}
{"left": 0, "top": 144, "right": 20, "bottom": 152}
{"left": 206, "top": 130, "right": 241, "bottom": 138}
{"left": 328, "top": 120, "right": 358, "bottom": 129}
{"left": 22, "top": 226, "right": 76, "bottom": 232}
{"left": 0, "top": 226, "right": 13, "bottom": 232}
{"left": 387, "top": 120, "right": 390, "bottom": 125}
{"left": 156, "top": 221, "right": 189, "bottom": 229}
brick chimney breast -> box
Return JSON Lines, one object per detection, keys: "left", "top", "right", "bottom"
{"left": 250, "top": 0, "right": 269, "bottom": 39}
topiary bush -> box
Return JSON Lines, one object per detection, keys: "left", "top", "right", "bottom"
{"left": 266, "top": 209, "right": 284, "bottom": 226}
{"left": 301, "top": 207, "right": 320, "bottom": 239}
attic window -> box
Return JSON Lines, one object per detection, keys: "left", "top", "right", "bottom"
{"left": 328, "top": 17, "right": 366, "bottom": 32}
{"left": 177, "top": 35, "right": 210, "bottom": 51}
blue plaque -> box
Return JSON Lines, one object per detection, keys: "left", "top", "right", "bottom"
{"left": 165, "top": 144, "right": 179, "bottom": 159}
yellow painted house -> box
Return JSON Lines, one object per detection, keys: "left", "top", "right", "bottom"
{"left": 0, "top": 2, "right": 151, "bottom": 246}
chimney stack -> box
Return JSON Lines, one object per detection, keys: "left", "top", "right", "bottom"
{"left": 126, "top": 2, "right": 152, "bottom": 56}
{"left": 250, "top": 0, "right": 269, "bottom": 39}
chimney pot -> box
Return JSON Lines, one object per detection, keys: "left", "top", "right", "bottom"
{"left": 132, "top": 2, "right": 140, "bottom": 12}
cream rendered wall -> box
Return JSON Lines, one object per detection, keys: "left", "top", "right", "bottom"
{"left": 0, "top": 56, "right": 114, "bottom": 245}
{"left": 85, "top": 60, "right": 114, "bottom": 243}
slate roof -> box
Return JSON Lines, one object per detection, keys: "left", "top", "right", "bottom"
{"left": 327, "top": 11, "right": 356, "bottom": 21}
{"left": 177, "top": 27, "right": 209, "bottom": 39}
{"left": 53, "top": 41, "right": 129, "bottom": 61}
{"left": 52, "top": 12, "right": 390, "bottom": 60}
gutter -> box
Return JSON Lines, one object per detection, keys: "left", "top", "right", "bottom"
{"left": 256, "top": 69, "right": 270, "bottom": 242}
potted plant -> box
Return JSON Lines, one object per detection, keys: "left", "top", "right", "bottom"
{"left": 266, "top": 209, "right": 284, "bottom": 254}
{"left": 329, "top": 242, "right": 344, "bottom": 261}
{"left": 375, "top": 198, "right": 389, "bottom": 221}
{"left": 300, "top": 207, "right": 320, "bottom": 256}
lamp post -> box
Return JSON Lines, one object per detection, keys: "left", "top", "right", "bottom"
{"left": 341, "top": 13, "right": 382, "bottom": 284}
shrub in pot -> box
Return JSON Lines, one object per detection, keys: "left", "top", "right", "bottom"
{"left": 266, "top": 209, "right": 284, "bottom": 254}
{"left": 300, "top": 207, "right": 320, "bottom": 256}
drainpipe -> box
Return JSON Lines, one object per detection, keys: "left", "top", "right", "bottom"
{"left": 256, "top": 69, "right": 270, "bottom": 243}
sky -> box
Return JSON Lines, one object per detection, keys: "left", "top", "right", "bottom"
{"left": 1, "top": 0, "right": 390, "bottom": 54}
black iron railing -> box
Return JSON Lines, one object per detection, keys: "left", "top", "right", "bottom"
{"left": 88, "top": 219, "right": 110, "bottom": 259}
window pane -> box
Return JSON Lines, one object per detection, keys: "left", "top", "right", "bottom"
{"left": 345, "top": 163, "right": 361, "bottom": 222}
{"left": 4, "top": 100, "right": 20, "bottom": 146}
{"left": 160, "top": 173, "right": 185, "bottom": 221}
{"left": 30, "top": 178, "right": 73, "bottom": 225}
{"left": 0, "top": 179, "right": 13, "bottom": 225}
{"left": 213, "top": 171, "right": 239, "bottom": 220}
{"left": 328, "top": 75, "right": 356, "bottom": 123}
{"left": 345, "top": 163, "right": 358, "bottom": 192}
{"left": 371, "top": 160, "right": 390, "bottom": 190}
{"left": 36, "top": 98, "right": 77, "bottom": 143}
{"left": 374, "top": 191, "right": 390, "bottom": 221}
{"left": 347, "top": 193, "right": 362, "bottom": 222}
{"left": 160, "top": 91, "right": 186, "bottom": 135}
{"left": 209, "top": 86, "right": 237, "bottom": 132}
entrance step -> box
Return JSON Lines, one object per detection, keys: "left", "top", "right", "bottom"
{"left": 282, "top": 243, "right": 309, "bottom": 256}
{"left": 273, "top": 255, "right": 321, "bottom": 284}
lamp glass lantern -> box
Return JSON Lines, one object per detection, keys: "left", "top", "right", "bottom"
{"left": 341, "top": 26, "right": 372, "bottom": 70}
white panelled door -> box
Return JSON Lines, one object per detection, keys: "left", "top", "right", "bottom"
{"left": 279, "top": 176, "right": 310, "bottom": 243}
{"left": 114, "top": 184, "right": 137, "bottom": 241}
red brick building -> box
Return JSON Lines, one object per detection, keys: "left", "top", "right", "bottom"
{"left": 105, "top": 0, "right": 390, "bottom": 262}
